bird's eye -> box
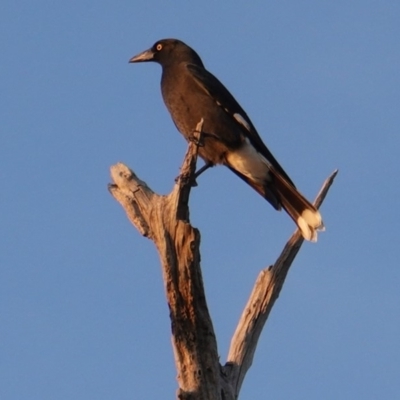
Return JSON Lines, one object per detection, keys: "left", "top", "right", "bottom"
{"left": 156, "top": 43, "right": 163, "bottom": 51}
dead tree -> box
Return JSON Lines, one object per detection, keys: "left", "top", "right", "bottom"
{"left": 108, "top": 120, "right": 337, "bottom": 400}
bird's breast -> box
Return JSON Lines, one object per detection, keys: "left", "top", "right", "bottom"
{"left": 161, "top": 68, "right": 243, "bottom": 164}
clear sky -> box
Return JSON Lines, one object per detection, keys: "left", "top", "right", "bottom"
{"left": 1, "top": 1, "right": 399, "bottom": 399}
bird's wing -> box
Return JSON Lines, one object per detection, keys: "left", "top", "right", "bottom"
{"left": 186, "top": 63, "right": 294, "bottom": 185}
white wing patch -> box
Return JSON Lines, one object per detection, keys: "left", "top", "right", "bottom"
{"left": 226, "top": 138, "right": 271, "bottom": 183}
{"left": 233, "top": 113, "right": 251, "bottom": 132}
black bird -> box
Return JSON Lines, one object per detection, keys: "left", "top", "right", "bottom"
{"left": 129, "top": 39, "right": 324, "bottom": 241}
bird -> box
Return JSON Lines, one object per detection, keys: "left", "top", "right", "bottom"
{"left": 129, "top": 39, "right": 324, "bottom": 241}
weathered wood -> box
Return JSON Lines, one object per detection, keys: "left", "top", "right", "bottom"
{"left": 224, "top": 170, "right": 338, "bottom": 397}
{"left": 110, "top": 121, "right": 222, "bottom": 400}
{"left": 109, "top": 126, "right": 337, "bottom": 399}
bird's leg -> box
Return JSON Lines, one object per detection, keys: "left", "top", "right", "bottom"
{"left": 194, "top": 162, "right": 212, "bottom": 179}
{"left": 185, "top": 120, "right": 205, "bottom": 186}
{"left": 176, "top": 119, "right": 211, "bottom": 186}
{"left": 186, "top": 162, "right": 212, "bottom": 187}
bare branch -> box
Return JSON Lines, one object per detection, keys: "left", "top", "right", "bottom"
{"left": 108, "top": 164, "right": 154, "bottom": 237}
{"left": 225, "top": 170, "right": 338, "bottom": 396}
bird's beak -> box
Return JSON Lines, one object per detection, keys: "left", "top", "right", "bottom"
{"left": 129, "top": 48, "right": 155, "bottom": 63}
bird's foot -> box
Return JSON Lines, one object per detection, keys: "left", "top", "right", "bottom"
{"left": 175, "top": 173, "right": 198, "bottom": 187}
{"left": 174, "top": 163, "right": 212, "bottom": 185}
{"left": 188, "top": 132, "right": 205, "bottom": 147}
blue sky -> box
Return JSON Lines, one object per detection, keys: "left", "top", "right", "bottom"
{"left": 1, "top": 1, "right": 399, "bottom": 399}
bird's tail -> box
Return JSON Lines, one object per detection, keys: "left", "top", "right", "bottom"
{"left": 269, "top": 168, "right": 324, "bottom": 242}
{"left": 227, "top": 165, "right": 324, "bottom": 242}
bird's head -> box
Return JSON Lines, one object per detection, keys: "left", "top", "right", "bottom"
{"left": 129, "top": 39, "right": 204, "bottom": 68}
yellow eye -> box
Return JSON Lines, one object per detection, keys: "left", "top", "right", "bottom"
{"left": 156, "top": 43, "right": 163, "bottom": 51}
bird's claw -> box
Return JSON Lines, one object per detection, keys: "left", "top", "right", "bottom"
{"left": 175, "top": 173, "right": 198, "bottom": 187}
{"left": 188, "top": 132, "right": 205, "bottom": 147}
